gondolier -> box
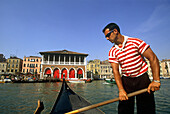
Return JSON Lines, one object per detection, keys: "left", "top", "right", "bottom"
{"left": 102, "top": 23, "right": 161, "bottom": 114}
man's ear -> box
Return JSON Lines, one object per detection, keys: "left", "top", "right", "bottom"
{"left": 113, "top": 29, "right": 118, "bottom": 34}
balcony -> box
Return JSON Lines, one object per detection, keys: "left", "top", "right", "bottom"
{"left": 42, "top": 61, "right": 86, "bottom": 65}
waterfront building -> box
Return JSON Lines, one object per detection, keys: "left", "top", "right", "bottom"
{"left": 100, "top": 60, "right": 113, "bottom": 79}
{"left": 0, "top": 62, "right": 7, "bottom": 75}
{"left": 0, "top": 54, "right": 6, "bottom": 62}
{"left": 87, "top": 59, "right": 101, "bottom": 77}
{"left": 22, "top": 56, "right": 42, "bottom": 77}
{"left": 161, "top": 59, "right": 170, "bottom": 76}
{"left": 7, "top": 56, "right": 23, "bottom": 75}
{"left": 87, "top": 59, "right": 114, "bottom": 79}
{"left": 87, "top": 58, "right": 164, "bottom": 79}
{"left": 39, "top": 49, "right": 88, "bottom": 79}
{"left": 145, "top": 59, "right": 163, "bottom": 77}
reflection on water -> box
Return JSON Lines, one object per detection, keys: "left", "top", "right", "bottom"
{"left": 0, "top": 80, "right": 170, "bottom": 114}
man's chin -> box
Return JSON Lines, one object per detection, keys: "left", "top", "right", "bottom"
{"left": 110, "top": 41, "right": 114, "bottom": 43}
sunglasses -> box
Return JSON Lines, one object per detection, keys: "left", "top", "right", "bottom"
{"left": 105, "top": 30, "right": 114, "bottom": 38}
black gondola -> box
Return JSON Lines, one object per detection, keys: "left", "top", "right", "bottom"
{"left": 50, "top": 79, "right": 104, "bottom": 114}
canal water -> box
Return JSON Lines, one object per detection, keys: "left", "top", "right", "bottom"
{"left": 0, "top": 79, "right": 169, "bottom": 114}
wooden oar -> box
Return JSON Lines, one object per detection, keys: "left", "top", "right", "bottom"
{"left": 65, "top": 88, "right": 148, "bottom": 114}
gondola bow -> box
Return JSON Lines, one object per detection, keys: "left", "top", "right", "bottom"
{"left": 50, "top": 79, "right": 104, "bottom": 114}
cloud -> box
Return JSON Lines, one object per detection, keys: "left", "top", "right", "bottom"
{"left": 136, "top": 4, "right": 170, "bottom": 33}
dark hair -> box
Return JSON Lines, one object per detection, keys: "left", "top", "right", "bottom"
{"left": 102, "top": 23, "right": 120, "bottom": 33}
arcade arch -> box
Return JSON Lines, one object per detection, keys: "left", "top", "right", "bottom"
{"left": 44, "top": 67, "right": 53, "bottom": 77}
{"left": 61, "top": 68, "right": 69, "bottom": 79}
{"left": 77, "top": 68, "right": 84, "bottom": 79}
{"left": 69, "top": 68, "right": 76, "bottom": 78}
{"left": 53, "top": 68, "right": 60, "bottom": 79}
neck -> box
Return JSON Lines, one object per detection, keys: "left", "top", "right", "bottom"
{"left": 115, "top": 34, "right": 124, "bottom": 46}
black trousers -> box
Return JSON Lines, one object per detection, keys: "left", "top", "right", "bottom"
{"left": 118, "top": 73, "right": 155, "bottom": 114}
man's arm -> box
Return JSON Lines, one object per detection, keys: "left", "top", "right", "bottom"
{"left": 143, "top": 47, "right": 161, "bottom": 93}
{"left": 111, "top": 63, "right": 128, "bottom": 100}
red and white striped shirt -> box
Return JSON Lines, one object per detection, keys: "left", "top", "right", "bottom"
{"left": 109, "top": 36, "right": 149, "bottom": 77}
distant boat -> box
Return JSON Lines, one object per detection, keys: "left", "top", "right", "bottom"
{"left": 0, "top": 80, "right": 5, "bottom": 83}
{"left": 161, "top": 76, "right": 170, "bottom": 79}
{"left": 104, "top": 78, "right": 116, "bottom": 84}
{"left": 0, "top": 79, "right": 11, "bottom": 83}
{"left": 163, "top": 77, "right": 170, "bottom": 79}
{"left": 68, "top": 79, "right": 92, "bottom": 83}
{"left": 68, "top": 79, "right": 85, "bottom": 83}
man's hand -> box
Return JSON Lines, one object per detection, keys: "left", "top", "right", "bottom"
{"left": 148, "top": 81, "right": 161, "bottom": 94}
{"left": 119, "top": 89, "right": 128, "bottom": 101}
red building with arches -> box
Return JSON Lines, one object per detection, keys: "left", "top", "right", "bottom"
{"left": 39, "top": 50, "right": 88, "bottom": 80}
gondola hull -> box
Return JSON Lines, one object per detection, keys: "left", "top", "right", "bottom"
{"left": 50, "top": 79, "right": 104, "bottom": 114}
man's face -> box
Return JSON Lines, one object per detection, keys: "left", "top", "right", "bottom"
{"left": 104, "top": 28, "right": 116, "bottom": 43}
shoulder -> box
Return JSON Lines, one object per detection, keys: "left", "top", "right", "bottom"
{"left": 128, "top": 37, "right": 143, "bottom": 42}
{"left": 127, "top": 37, "right": 145, "bottom": 46}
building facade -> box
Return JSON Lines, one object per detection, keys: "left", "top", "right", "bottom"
{"left": 7, "top": 56, "right": 23, "bottom": 75}
{"left": 22, "top": 56, "right": 42, "bottom": 76}
{"left": 87, "top": 59, "right": 101, "bottom": 76}
{"left": 0, "top": 62, "right": 7, "bottom": 75}
{"left": 87, "top": 58, "right": 164, "bottom": 79}
{"left": 39, "top": 50, "right": 88, "bottom": 79}
{"left": 100, "top": 60, "right": 113, "bottom": 79}
{"left": 161, "top": 59, "right": 170, "bottom": 76}
{"left": 87, "top": 59, "right": 114, "bottom": 79}
{"left": 0, "top": 54, "right": 6, "bottom": 62}
{"left": 145, "top": 59, "right": 163, "bottom": 77}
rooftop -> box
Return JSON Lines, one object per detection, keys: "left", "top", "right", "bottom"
{"left": 24, "top": 56, "right": 41, "bottom": 58}
{"left": 39, "top": 49, "right": 88, "bottom": 56}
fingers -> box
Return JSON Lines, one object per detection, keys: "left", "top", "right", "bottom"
{"left": 151, "top": 86, "right": 160, "bottom": 91}
{"left": 148, "top": 85, "right": 151, "bottom": 94}
{"left": 120, "top": 96, "right": 128, "bottom": 101}
{"left": 151, "top": 87, "right": 155, "bottom": 92}
{"left": 119, "top": 94, "right": 128, "bottom": 101}
{"left": 148, "top": 81, "right": 161, "bottom": 94}
{"left": 125, "top": 96, "right": 128, "bottom": 100}
{"left": 120, "top": 97, "right": 127, "bottom": 101}
{"left": 155, "top": 86, "right": 160, "bottom": 90}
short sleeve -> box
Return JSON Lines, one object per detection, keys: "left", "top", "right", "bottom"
{"left": 138, "top": 39, "right": 150, "bottom": 54}
{"left": 130, "top": 38, "right": 150, "bottom": 54}
{"left": 108, "top": 48, "right": 118, "bottom": 63}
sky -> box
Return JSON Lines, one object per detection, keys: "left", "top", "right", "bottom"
{"left": 0, "top": 0, "right": 170, "bottom": 61}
